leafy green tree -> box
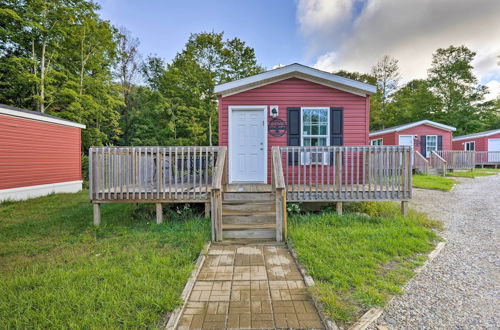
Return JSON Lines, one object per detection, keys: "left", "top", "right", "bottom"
{"left": 371, "top": 55, "right": 400, "bottom": 129}
{"left": 428, "top": 45, "right": 487, "bottom": 135}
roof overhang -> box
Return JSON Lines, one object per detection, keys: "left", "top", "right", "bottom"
{"left": 369, "top": 120, "right": 456, "bottom": 137}
{"left": 453, "top": 129, "right": 500, "bottom": 141}
{"left": 214, "top": 63, "right": 376, "bottom": 98}
{"left": 0, "top": 104, "right": 86, "bottom": 129}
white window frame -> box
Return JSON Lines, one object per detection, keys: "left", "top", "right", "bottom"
{"left": 371, "top": 138, "right": 383, "bottom": 146}
{"left": 464, "top": 141, "right": 475, "bottom": 151}
{"left": 426, "top": 135, "right": 438, "bottom": 157}
{"left": 300, "top": 107, "right": 330, "bottom": 165}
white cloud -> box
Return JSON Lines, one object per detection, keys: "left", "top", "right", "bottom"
{"left": 485, "top": 80, "right": 500, "bottom": 102}
{"left": 297, "top": 0, "right": 500, "bottom": 95}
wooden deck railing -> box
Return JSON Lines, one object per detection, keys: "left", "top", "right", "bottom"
{"left": 211, "top": 147, "right": 227, "bottom": 241}
{"left": 277, "top": 146, "right": 412, "bottom": 202}
{"left": 271, "top": 147, "right": 287, "bottom": 241}
{"left": 89, "top": 146, "right": 223, "bottom": 202}
{"left": 413, "top": 150, "right": 429, "bottom": 174}
{"left": 435, "top": 150, "right": 475, "bottom": 170}
{"left": 429, "top": 151, "right": 447, "bottom": 175}
{"left": 475, "top": 151, "right": 500, "bottom": 165}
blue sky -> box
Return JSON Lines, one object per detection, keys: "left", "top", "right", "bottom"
{"left": 98, "top": 0, "right": 305, "bottom": 69}
{"left": 98, "top": 0, "right": 499, "bottom": 100}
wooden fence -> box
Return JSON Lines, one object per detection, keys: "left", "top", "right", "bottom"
{"left": 475, "top": 151, "right": 500, "bottom": 166}
{"left": 277, "top": 146, "right": 412, "bottom": 202}
{"left": 435, "top": 150, "right": 475, "bottom": 170}
{"left": 89, "top": 146, "right": 223, "bottom": 202}
{"left": 413, "top": 151, "right": 429, "bottom": 174}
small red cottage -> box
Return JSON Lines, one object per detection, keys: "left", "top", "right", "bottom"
{"left": 214, "top": 63, "right": 376, "bottom": 183}
{"left": 369, "top": 120, "right": 456, "bottom": 157}
{"left": 452, "top": 129, "right": 500, "bottom": 152}
{"left": 0, "top": 104, "right": 86, "bottom": 201}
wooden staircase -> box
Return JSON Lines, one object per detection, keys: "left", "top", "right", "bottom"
{"left": 222, "top": 185, "right": 276, "bottom": 240}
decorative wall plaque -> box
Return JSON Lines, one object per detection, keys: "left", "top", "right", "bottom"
{"left": 268, "top": 118, "right": 287, "bottom": 137}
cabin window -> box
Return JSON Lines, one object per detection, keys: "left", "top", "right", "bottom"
{"left": 464, "top": 141, "right": 475, "bottom": 151}
{"left": 301, "top": 107, "right": 329, "bottom": 164}
{"left": 371, "top": 138, "right": 383, "bottom": 146}
{"left": 426, "top": 135, "right": 437, "bottom": 156}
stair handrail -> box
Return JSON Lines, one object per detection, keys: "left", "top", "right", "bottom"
{"left": 211, "top": 146, "right": 227, "bottom": 241}
{"left": 430, "top": 150, "right": 447, "bottom": 176}
{"left": 271, "top": 147, "right": 286, "bottom": 242}
{"left": 414, "top": 150, "right": 429, "bottom": 174}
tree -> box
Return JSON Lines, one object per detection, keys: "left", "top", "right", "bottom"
{"left": 116, "top": 27, "right": 141, "bottom": 145}
{"left": 428, "top": 45, "right": 487, "bottom": 135}
{"left": 371, "top": 55, "right": 400, "bottom": 129}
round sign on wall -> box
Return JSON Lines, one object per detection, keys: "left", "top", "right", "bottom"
{"left": 268, "top": 118, "right": 287, "bottom": 137}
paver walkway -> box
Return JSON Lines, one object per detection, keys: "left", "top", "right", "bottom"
{"left": 177, "top": 244, "right": 324, "bottom": 329}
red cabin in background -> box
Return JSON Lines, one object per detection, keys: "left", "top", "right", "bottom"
{"left": 0, "top": 104, "right": 85, "bottom": 201}
{"left": 452, "top": 129, "right": 500, "bottom": 152}
{"left": 369, "top": 120, "right": 456, "bottom": 157}
{"left": 215, "top": 63, "right": 376, "bottom": 184}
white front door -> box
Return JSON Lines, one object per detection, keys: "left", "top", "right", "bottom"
{"left": 488, "top": 138, "right": 500, "bottom": 162}
{"left": 399, "top": 135, "right": 414, "bottom": 146}
{"left": 229, "top": 107, "right": 266, "bottom": 182}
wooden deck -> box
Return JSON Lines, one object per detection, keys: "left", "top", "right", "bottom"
{"left": 89, "top": 146, "right": 413, "bottom": 242}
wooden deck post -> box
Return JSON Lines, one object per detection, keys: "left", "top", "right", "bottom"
{"left": 204, "top": 202, "right": 210, "bottom": 218}
{"left": 336, "top": 202, "right": 343, "bottom": 215}
{"left": 93, "top": 203, "right": 101, "bottom": 226}
{"left": 156, "top": 203, "right": 163, "bottom": 224}
{"left": 401, "top": 201, "right": 408, "bottom": 216}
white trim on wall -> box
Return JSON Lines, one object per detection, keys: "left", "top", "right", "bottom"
{"left": 0, "top": 106, "right": 86, "bottom": 129}
{"left": 0, "top": 180, "right": 83, "bottom": 201}
{"left": 228, "top": 105, "right": 268, "bottom": 183}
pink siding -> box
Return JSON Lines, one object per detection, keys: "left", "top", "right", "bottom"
{"left": 0, "top": 114, "right": 82, "bottom": 190}
{"left": 371, "top": 124, "right": 453, "bottom": 153}
{"left": 453, "top": 132, "right": 500, "bottom": 151}
{"left": 218, "top": 77, "right": 369, "bottom": 183}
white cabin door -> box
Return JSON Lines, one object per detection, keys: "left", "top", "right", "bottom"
{"left": 229, "top": 108, "right": 266, "bottom": 182}
{"left": 488, "top": 139, "right": 500, "bottom": 162}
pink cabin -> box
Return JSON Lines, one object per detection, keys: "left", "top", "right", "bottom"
{"left": 369, "top": 120, "right": 456, "bottom": 158}
{"left": 215, "top": 63, "right": 375, "bottom": 184}
{"left": 452, "top": 129, "right": 500, "bottom": 165}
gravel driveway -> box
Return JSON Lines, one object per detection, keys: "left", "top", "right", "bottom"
{"left": 374, "top": 174, "right": 500, "bottom": 329}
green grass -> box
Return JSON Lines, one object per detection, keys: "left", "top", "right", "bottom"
{"left": 447, "top": 170, "right": 497, "bottom": 178}
{"left": 412, "top": 174, "right": 457, "bottom": 191}
{"left": 289, "top": 202, "right": 442, "bottom": 327}
{"left": 0, "top": 191, "right": 210, "bottom": 328}
{"left": 475, "top": 167, "right": 500, "bottom": 172}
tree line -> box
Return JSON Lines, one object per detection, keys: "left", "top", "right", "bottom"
{"left": 1, "top": 0, "right": 498, "bottom": 153}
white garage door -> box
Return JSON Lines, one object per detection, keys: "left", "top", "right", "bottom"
{"left": 488, "top": 139, "right": 500, "bottom": 162}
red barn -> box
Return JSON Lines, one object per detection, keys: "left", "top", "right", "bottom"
{"left": 452, "top": 129, "right": 500, "bottom": 152}
{"left": 0, "top": 104, "right": 85, "bottom": 201}
{"left": 369, "top": 120, "right": 456, "bottom": 157}
{"left": 215, "top": 63, "right": 375, "bottom": 184}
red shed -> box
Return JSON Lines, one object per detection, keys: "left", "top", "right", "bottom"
{"left": 452, "top": 129, "right": 500, "bottom": 152}
{"left": 369, "top": 120, "right": 456, "bottom": 157}
{"left": 0, "top": 104, "right": 85, "bottom": 201}
{"left": 214, "top": 63, "right": 375, "bottom": 184}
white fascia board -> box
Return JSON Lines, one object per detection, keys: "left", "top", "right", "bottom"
{"left": 369, "top": 120, "right": 456, "bottom": 137}
{"left": 214, "top": 63, "right": 376, "bottom": 97}
{"left": 0, "top": 107, "right": 86, "bottom": 129}
{"left": 453, "top": 129, "right": 500, "bottom": 141}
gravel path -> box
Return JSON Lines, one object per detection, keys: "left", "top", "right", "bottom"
{"left": 374, "top": 174, "right": 500, "bottom": 329}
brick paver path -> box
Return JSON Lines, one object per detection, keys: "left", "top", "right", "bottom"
{"left": 177, "top": 245, "right": 324, "bottom": 329}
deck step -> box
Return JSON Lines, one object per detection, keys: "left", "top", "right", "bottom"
{"left": 223, "top": 228, "right": 275, "bottom": 239}
{"left": 223, "top": 192, "right": 275, "bottom": 201}
{"left": 222, "top": 202, "right": 275, "bottom": 214}
{"left": 222, "top": 224, "right": 276, "bottom": 230}
{"left": 222, "top": 214, "right": 275, "bottom": 225}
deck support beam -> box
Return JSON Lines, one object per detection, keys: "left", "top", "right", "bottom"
{"left": 156, "top": 203, "right": 163, "bottom": 224}
{"left": 401, "top": 201, "right": 408, "bottom": 216}
{"left": 336, "top": 202, "right": 343, "bottom": 215}
{"left": 205, "top": 202, "right": 210, "bottom": 218}
{"left": 93, "top": 203, "right": 101, "bottom": 226}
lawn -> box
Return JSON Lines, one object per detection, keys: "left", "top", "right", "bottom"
{"left": 412, "top": 174, "right": 457, "bottom": 191}
{"left": 288, "top": 202, "right": 442, "bottom": 328}
{"left": 0, "top": 192, "right": 210, "bottom": 328}
{"left": 446, "top": 170, "right": 497, "bottom": 178}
